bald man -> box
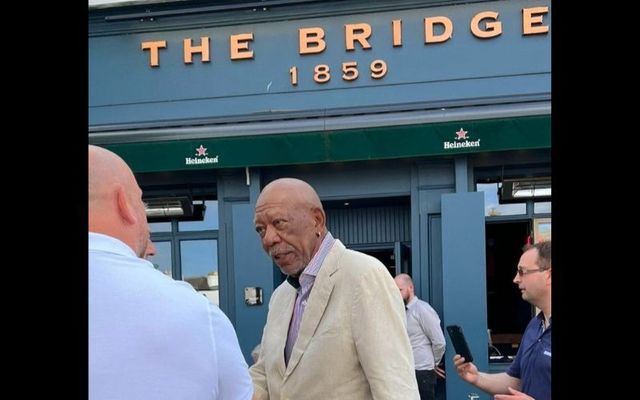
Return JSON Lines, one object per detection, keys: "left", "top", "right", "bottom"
{"left": 394, "top": 273, "right": 446, "bottom": 400}
{"left": 250, "top": 178, "right": 419, "bottom": 399}
{"left": 89, "top": 145, "right": 252, "bottom": 400}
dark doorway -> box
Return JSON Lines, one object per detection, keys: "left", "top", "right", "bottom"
{"left": 485, "top": 221, "right": 533, "bottom": 359}
{"left": 324, "top": 196, "right": 411, "bottom": 278}
{"left": 360, "top": 247, "right": 396, "bottom": 276}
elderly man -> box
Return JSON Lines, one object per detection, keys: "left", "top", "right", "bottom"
{"left": 249, "top": 177, "right": 419, "bottom": 399}
{"left": 89, "top": 145, "right": 252, "bottom": 399}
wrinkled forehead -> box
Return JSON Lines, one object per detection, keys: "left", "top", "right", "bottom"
{"left": 254, "top": 197, "right": 298, "bottom": 226}
{"left": 255, "top": 202, "right": 291, "bottom": 221}
{"left": 256, "top": 184, "right": 306, "bottom": 209}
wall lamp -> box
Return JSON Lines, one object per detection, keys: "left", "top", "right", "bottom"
{"left": 144, "top": 196, "right": 206, "bottom": 222}
{"left": 499, "top": 177, "right": 551, "bottom": 204}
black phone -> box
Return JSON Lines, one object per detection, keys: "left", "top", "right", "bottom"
{"left": 446, "top": 325, "right": 474, "bottom": 363}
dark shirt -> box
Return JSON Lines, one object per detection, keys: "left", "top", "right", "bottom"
{"left": 506, "top": 312, "right": 551, "bottom": 400}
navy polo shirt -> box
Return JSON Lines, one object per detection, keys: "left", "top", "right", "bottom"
{"left": 506, "top": 312, "right": 551, "bottom": 400}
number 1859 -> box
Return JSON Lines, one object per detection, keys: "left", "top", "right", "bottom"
{"left": 289, "top": 59, "right": 387, "bottom": 85}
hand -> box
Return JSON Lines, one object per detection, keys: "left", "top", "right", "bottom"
{"left": 434, "top": 365, "right": 446, "bottom": 379}
{"left": 453, "top": 354, "right": 478, "bottom": 384}
{"left": 494, "top": 387, "right": 535, "bottom": 400}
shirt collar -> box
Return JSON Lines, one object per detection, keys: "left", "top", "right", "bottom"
{"left": 406, "top": 295, "right": 419, "bottom": 310}
{"left": 536, "top": 311, "right": 551, "bottom": 324}
{"left": 89, "top": 232, "right": 137, "bottom": 258}
{"left": 286, "top": 232, "right": 335, "bottom": 289}
{"left": 301, "top": 231, "right": 335, "bottom": 279}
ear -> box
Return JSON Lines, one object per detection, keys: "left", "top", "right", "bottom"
{"left": 311, "top": 207, "right": 325, "bottom": 228}
{"left": 116, "top": 185, "right": 138, "bottom": 225}
{"left": 544, "top": 268, "right": 552, "bottom": 286}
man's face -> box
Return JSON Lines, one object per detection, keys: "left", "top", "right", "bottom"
{"left": 254, "top": 194, "right": 318, "bottom": 277}
{"left": 513, "top": 248, "right": 550, "bottom": 304}
{"left": 394, "top": 278, "right": 412, "bottom": 305}
{"left": 130, "top": 183, "right": 150, "bottom": 259}
{"left": 144, "top": 239, "right": 157, "bottom": 259}
{"left": 117, "top": 168, "right": 150, "bottom": 259}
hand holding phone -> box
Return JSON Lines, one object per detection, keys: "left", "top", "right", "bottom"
{"left": 446, "top": 325, "right": 474, "bottom": 363}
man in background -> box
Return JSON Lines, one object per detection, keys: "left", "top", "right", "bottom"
{"left": 453, "top": 241, "right": 551, "bottom": 400}
{"left": 89, "top": 145, "right": 252, "bottom": 399}
{"left": 394, "top": 273, "right": 446, "bottom": 400}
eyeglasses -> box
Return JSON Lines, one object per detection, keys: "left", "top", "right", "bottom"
{"left": 516, "top": 267, "right": 548, "bottom": 277}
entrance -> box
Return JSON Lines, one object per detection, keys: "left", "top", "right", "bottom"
{"left": 485, "top": 221, "right": 534, "bottom": 359}
{"left": 358, "top": 246, "right": 395, "bottom": 276}
{"left": 352, "top": 242, "right": 411, "bottom": 277}
{"left": 324, "top": 196, "right": 411, "bottom": 277}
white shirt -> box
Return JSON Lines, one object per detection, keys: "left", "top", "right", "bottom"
{"left": 405, "top": 296, "right": 446, "bottom": 370}
{"left": 89, "top": 232, "right": 253, "bottom": 399}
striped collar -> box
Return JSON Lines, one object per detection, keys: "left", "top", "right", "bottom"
{"left": 286, "top": 232, "right": 335, "bottom": 289}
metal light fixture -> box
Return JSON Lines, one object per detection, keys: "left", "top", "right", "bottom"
{"left": 144, "top": 196, "right": 206, "bottom": 222}
{"left": 499, "top": 177, "right": 551, "bottom": 203}
{"left": 145, "top": 196, "right": 193, "bottom": 218}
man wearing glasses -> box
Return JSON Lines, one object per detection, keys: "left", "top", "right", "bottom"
{"left": 452, "top": 241, "right": 551, "bottom": 400}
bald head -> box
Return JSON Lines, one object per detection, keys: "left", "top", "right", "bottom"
{"left": 89, "top": 145, "right": 149, "bottom": 257}
{"left": 89, "top": 145, "right": 136, "bottom": 202}
{"left": 394, "top": 273, "right": 415, "bottom": 304}
{"left": 395, "top": 273, "right": 413, "bottom": 286}
{"left": 257, "top": 178, "right": 323, "bottom": 212}
{"left": 254, "top": 178, "right": 327, "bottom": 277}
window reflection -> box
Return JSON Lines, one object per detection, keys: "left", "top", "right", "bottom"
{"left": 146, "top": 241, "right": 172, "bottom": 277}
{"left": 179, "top": 200, "right": 219, "bottom": 231}
{"left": 149, "top": 221, "right": 172, "bottom": 232}
{"left": 534, "top": 201, "right": 551, "bottom": 214}
{"left": 181, "top": 239, "right": 219, "bottom": 305}
{"left": 477, "top": 183, "right": 526, "bottom": 216}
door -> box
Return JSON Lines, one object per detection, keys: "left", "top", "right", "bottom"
{"left": 394, "top": 241, "right": 411, "bottom": 275}
{"left": 232, "top": 203, "right": 274, "bottom": 364}
{"left": 441, "top": 192, "right": 489, "bottom": 400}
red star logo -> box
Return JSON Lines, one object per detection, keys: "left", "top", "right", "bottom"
{"left": 195, "top": 145, "right": 208, "bottom": 157}
{"left": 455, "top": 128, "right": 468, "bottom": 140}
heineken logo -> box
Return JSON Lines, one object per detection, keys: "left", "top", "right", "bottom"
{"left": 185, "top": 144, "right": 219, "bottom": 165}
{"left": 444, "top": 128, "right": 480, "bottom": 150}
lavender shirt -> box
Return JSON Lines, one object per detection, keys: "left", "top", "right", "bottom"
{"left": 284, "top": 232, "right": 336, "bottom": 364}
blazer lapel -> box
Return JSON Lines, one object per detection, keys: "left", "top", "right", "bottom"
{"left": 284, "top": 241, "right": 344, "bottom": 378}
{"left": 275, "top": 285, "right": 297, "bottom": 378}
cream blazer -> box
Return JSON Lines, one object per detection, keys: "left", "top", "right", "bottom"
{"left": 250, "top": 240, "right": 419, "bottom": 400}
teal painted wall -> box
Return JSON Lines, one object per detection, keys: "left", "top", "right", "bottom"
{"left": 89, "top": 0, "right": 551, "bottom": 127}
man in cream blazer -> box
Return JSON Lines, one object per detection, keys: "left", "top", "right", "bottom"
{"left": 250, "top": 178, "right": 419, "bottom": 400}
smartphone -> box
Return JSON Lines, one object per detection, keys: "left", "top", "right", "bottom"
{"left": 446, "top": 325, "right": 474, "bottom": 363}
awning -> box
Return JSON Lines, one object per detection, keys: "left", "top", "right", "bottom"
{"left": 103, "top": 114, "right": 550, "bottom": 173}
